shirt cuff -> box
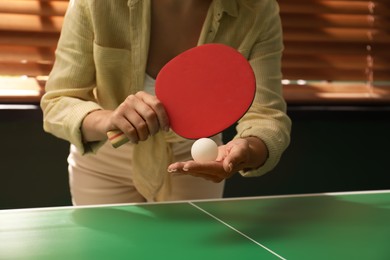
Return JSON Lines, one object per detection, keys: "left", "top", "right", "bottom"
{"left": 235, "top": 125, "right": 284, "bottom": 177}
{"left": 63, "top": 101, "right": 105, "bottom": 154}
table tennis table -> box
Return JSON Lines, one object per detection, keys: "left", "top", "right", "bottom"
{"left": 1, "top": 190, "right": 389, "bottom": 260}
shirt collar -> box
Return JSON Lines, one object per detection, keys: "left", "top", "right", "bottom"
{"left": 215, "top": 0, "right": 239, "bottom": 18}
{"left": 128, "top": 0, "right": 141, "bottom": 7}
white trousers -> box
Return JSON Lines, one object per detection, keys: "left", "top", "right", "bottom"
{"left": 68, "top": 136, "right": 225, "bottom": 206}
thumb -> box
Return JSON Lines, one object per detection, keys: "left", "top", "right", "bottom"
{"left": 222, "top": 145, "right": 244, "bottom": 173}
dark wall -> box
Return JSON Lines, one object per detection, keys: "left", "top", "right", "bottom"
{"left": 1, "top": 105, "right": 389, "bottom": 209}
{"left": 0, "top": 106, "right": 71, "bottom": 209}
{"left": 224, "top": 106, "right": 390, "bottom": 197}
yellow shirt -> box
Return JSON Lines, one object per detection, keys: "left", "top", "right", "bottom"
{"left": 41, "top": 0, "right": 291, "bottom": 189}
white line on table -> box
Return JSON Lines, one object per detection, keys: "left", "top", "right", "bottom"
{"left": 189, "top": 202, "right": 287, "bottom": 260}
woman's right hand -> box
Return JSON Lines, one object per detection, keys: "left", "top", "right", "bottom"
{"left": 81, "top": 91, "right": 170, "bottom": 144}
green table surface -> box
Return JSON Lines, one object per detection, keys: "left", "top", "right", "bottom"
{"left": 1, "top": 190, "right": 389, "bottom": 260}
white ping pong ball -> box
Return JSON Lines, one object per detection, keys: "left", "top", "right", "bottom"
{"left": 191, "top": 138, "right": 218, "bottom": 162}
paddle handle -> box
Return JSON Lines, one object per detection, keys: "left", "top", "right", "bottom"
{"left": 107, "top": 130, "right": 129, "bottom": 148}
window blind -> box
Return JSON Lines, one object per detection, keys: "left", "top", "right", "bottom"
{"left": 279, "top": 0, "right": 390, "bottom": 103}
{"left": 0, "top": 0, "right": 389, "bottom": 103}
{"left": 0, "top": 0, "right": 67, "bottom": 102}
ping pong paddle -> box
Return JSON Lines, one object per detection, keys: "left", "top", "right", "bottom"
{"left": 107, "top": 43, "right": 256, "bottom": 148}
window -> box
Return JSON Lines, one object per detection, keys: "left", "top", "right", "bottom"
{"left": 0, "top": 0, "right": 389, "bottom": 104}
{"left": 0, "top": 0, "right": 66, "bottom": 103}
{"left": 279, "top": 0, "right": 390, "bottom": 104}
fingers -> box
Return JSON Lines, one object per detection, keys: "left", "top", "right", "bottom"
{"left": 220, "top": 139, "right": 251, "bottom": 173}
{"left": 221, "top": 146, "right": 246, "bottom": 173}
{"left": 111, "top": 91, "right": 169, "bottom": 143}
{"left": 135, "top": 91, "right": 170, "bottom": 132}
{"left": 167, "top": 161, "right": 232, "bottom": 183}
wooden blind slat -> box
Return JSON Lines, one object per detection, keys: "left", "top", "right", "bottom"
{"left": 281, "top": 14, "right": 378, "bottom": 29}
{"left": 0, "top": 62, "right": 52, "bottom": 77}
{"left": 283, "top": 42, "right": 368, "bottom": 55}
{"left": 282, "top": 69, "right": 367, "bottom": 81}
{"left": 284, "top": 42, "right": 390, "bottom": 56}
{"left": 282, "top": 55, "right": 367, "bottom": 69}
{"left": 0, "top": 31, "right": 59, "bottom": 47}
{"left": 0, "top": 14, "right": 63, "bottom": 32}
{"left": 279, "top": 1, "right": 373, "bottom": 15}
{"left": 0, "top": 1, "right": 67, "bottom": 16}
{"left": 0, "top": 45, "right": 55, "bottom": 63}
{"left": 283, "top": 29, "right": 389, "bottom": 43}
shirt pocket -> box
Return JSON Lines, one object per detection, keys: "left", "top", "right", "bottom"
{"left": 93, "top": 43, "right": 133, "bottom": 106}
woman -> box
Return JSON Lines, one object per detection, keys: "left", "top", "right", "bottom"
{"left": 41, "top": 0, "right": 291, "bottom": 205}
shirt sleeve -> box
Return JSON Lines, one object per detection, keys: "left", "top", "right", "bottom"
{"left": 40, "top": 0, "right": 105, "bottom": 154}
{"left": 235, "top": 0, "right": 292, "bottom": 177}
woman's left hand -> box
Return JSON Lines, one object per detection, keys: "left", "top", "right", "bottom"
{"left": 167, "top": 137, "right": 268, "bottom": 182}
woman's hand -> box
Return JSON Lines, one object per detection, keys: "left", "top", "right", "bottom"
{"left": 167, "top": 137, "right": 268, "bottom": 182}
{"left": 81, "top": 91, "right": 170, "bottom": 143}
